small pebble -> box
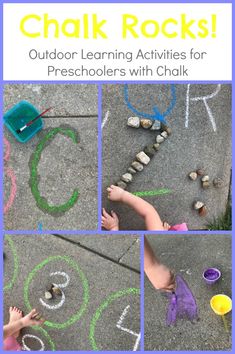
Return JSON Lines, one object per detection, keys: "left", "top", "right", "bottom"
{"left": 201, "top": 175, "right": 209, "bottom": 182}
{"left": 34, "top": 314, "right": 42, "bottom": 320}
{"left": 144, "top": 145, "right": 156, "bottom": 158}
{"left": 196, "top": 168, "right": 204, "bottom": 176}
{"left": 136, "top": 151, "right": 150, "bottom": 165}
{"left": 213, "top": 177, "right": 224, "bottom": 188}
{"left": 188, "top": 172, "right": 197, "bottom": 181}
{"left": 202, "top": 181, "right": 210, "bottom": 189}
{"left": 153, "top": 143, "right": 160, "bottom": 151}
{"left": 194, "top": 201, "right": 204, "bottom": 210}
{"left": 128, "top": 167, "right": 137, "bottom": 174}
{"left": 127, "top": 116, "right": 140, "bottom": 128}
{"left": 199, "top": 206, "right": 207, "bottom": 217}
{"left": 121, "top": 173, "right": 133, "bottom": 183}
{"left": 52, "top": 286, "right": 62, "bottom": 296}
{"left": 161, "top": 131, "right": 168, "bottom": 139}
{"left": 131, "top": 161, "right": 144, "bottom": 172}
{"left": 116, "top": 181, "right": 127, "bottom": 189}
{"left": 150, "top": 120, "right": 161, "bottom": 130}
{"left": 161, "top": 124, "right": 172, "bottom": 135}
{"left": 45, "top": 291, "right": 53, "bottom": 300}
{"left": 140, "top": 118, "right": 153, "bottom": 129}
{"left": 156, "top": 135, "right": 164, "bottom": 144}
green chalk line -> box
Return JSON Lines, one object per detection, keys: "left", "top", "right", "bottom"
{"left": 29, "top": 127, "right": 80, "bottom": 216}
{"left": 132, "top": 188, "right": 171, "bottom": 197}
{"left": 4, "top": 235, "right": 19, "bottom": 291}
{"left": 89, "top": 288, "right": 140, "bottom": 351}
{"left": 29, "top": 326, "right": 56, "bottom": 351}
{"left": 24, "top": 255, "right": 89, "bottom": 329}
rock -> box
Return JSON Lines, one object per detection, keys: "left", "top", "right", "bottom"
{"left": 131, "top": 161, "right": 144, "bottom": 172}
{"left": 156, "top": 135, "right": 165, "bottom": 143}
{"left": 127, "top": 116, "right": 140, "bottom": 128}
{"left": 150, "top": 120, "right": 161, "bottom": 130}
{"left": 121, "top": 173, "right": 133, "bottom": 183}
{"left": 34, "top": 314, "right": 42, "bottom": 320}
{"left": 144, "top": 145, "right": 156, "bottom": 158}
{"left": 201, "top": 175, "right": 209, "bottom": 182}
{"left": 188, "top": 172, "right": 197, "bottom": 181}
{"left": 128, "top": 167, "right": 137, "bottom": 174}
{"left": 140, "top": 118, "right": 153, "bottom": 129}
{"left": 45, "top": 291, "right": 53, "bottom": 300}
{"left": 136, "top": 151, "right": 150, "bottom": 165}
{"left": 52, "top": 286, "right": 62, "bottom": 296}
{"left": 196, "top": 168, "right": 205, "bottom": 176}
{"left": 193, "top": 201, "right": 204, "bottom": 210}
{"left": 199, "top": 206, "right": 207, "bottom": 217}
{"left": 116, "top": 181, "right": 127, "bottom": 189}
{"left": 202, "top": 181, "right": 210, "bottom": 189}
{"left": 161, "top": 131, "right": 168, "bottom": 139}
{"left": 213, "top": 177, "right": 224, "bottom": 188}
{"left": 153, "top": 143, "right": 160, "bottom": 151}
{"left": 161, "top": 123, "right": 172, "bottom": 135}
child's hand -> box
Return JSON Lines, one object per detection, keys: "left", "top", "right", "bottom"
{"left": 107, "top": 185, "right": 125, "bottom": 202}
{"left": 21, "top": 309, "right": 45, "bottom": 327}
{"left": 102, "top": 208, "right": 119, "bottom": 230}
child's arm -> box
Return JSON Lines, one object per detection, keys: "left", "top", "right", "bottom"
{"left": 107, "top": 185, "right": 164, "bottom": 230}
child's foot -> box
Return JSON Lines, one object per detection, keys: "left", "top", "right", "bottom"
{"left": 102, "top": 208, "right": 119, "bottom": 230}
{"left": 107, "top": 185, "right": 125, "bottom": 202}
{"left": 163, "top": 222, "right": 171, "bottom": 231}
{"left": 8, "top": 307, "right": 23, "bottom": 338}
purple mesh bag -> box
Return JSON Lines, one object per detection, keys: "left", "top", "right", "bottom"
{"left": 166, "top": 274, "right": 198, "bottom": 326}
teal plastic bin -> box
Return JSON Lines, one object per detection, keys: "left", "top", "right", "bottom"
{"left": 4, "top": 100, "right": 44, "bottom": 143}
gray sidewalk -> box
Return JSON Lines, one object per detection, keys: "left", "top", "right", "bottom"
{"left": 4, "top": 234, "right": 140, "bottom": 351}
{"left": 144, "top": 234, "right": 232, "bottom": 351}
{"left": 102, "top": 84, "right": 231, "bottom": 230}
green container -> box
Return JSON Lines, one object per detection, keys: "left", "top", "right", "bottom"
{"left": 4, "top": 100, "right": 43, "bottom": 143}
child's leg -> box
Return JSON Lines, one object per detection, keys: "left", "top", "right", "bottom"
{"left": 107, "top": 185, "right": 165, "bottom": 230}
{"left": 144, "top": 237, "right": 175, "bottom": 291}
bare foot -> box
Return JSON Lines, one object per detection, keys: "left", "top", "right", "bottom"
{"left": 8, "top": 306, "right": 23, "bottom": 338}
{"left": 163, "top": 222, "right": 171, "bottom": 231}
{"left": 102, "top": 208, "right": 119, "bottom": 230}
{"left": 107, "top": 185, "right": 125, "bottom": 202}
{"left": 21, "top": 309, "right": 45, "bottom": 327}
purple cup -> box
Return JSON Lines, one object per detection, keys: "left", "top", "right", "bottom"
{"left": 203, "top": 268, "right": 221, "bottom": 285}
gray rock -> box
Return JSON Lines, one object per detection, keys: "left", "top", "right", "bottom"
{"left": 193, "top": 201, "right": 204, "bottom": 210}
{"left": 52, "top": 286, "right": 62, "bottom": 296}
{"left": 153, "top": 143, "right": 160, "bottom": 151}
{"left": 161, "top": 131, "right": 168, "bottom": 139}
{"left": 45, "top": 291, "right": 53, "bottom": 300}
{"left": 128, "top": 167, "right": 137, "bottom": 174}
{"left": 131, "top": 161, "right": 144, "bottom": 172}
{"left": 127, "top": 116, "right": 140, "bottom": 128}
{"left": 213, "top": 177, "right": 224, "bottom": 188}
{"left": 199, "top": 205, "right": 207, "bottom": 217}
{"left": 116, "top": 181, "right": 127, "bottom": 189}
{"left": 161, "top": 123, "right": 172, "bottom": 135}
{"left": 188, "top": 172, "right": 197, "bottom": 181}
{"left": 136, "top": 151, "right": 150, "bottom": 165}
{"left": 144, "top": 145, "right": 156, "bottom": 158}
{"left": 150, "top": 120, "right": 161, "bottom": 130}
{"left": 201, "top": 175, "right": 209, "bottom": 182}
{"left": 156, "top": 135, "right": 165, "bottom": 143}
{"left": 140, "top": 118, "right": 153, "bottom": 129}
{"left": 121, "top": 173, "right": 133, "bottom": 183}
{"left": 202, "top": 181, "right": 210, "bottom": 189}
{"left": 196, "top": 168, "right": 205, "bottom": 176}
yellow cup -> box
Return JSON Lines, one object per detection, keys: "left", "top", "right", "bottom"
{"left": 210, "top": 294, "right": 232, "bottom": 315}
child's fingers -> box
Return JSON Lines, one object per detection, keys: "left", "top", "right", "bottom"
{"left": 111, "top": 210, "right": 118, "bottom": 219}
{"left": 101, "top": 216, "right": 106, "bottom": 221}
{"left": 102, "top": 208, "right": 110, "bottom": 217}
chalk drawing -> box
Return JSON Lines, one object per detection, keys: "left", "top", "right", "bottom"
{"left": 21, "top": 327, "right": 55, "bottom": 351}
{"left": 40, "top": 271, "right": 70, "bottom": 310}
{"left": 185, "top": 84, "right": 221, "bottom": 131}
{"left": 22, "top": 334, "right": 45, "bottom": 351}
{"left": 4, "top": 137, "right": 17, "bottom": 214}
{"left": 4, "top": 235, "right": 19, "bottom": 291}
{"left": 89, "top": 287, "right": 140, "bottom": 351}
{"left": 24, "top": 255, "right": 89, "bottom": 329}
{"left": 133, "top": 188, "right": 171, "bottom": 197}
{"left": 124, "top": 84, "right": 176, "bottom": 124}
{"left": 116, "top": 305, "right": 141, "bottom": 351}
{"left": 28, "top": 126, "right": 80, "bottom": 217}
{"left": 37, "top": 222, "right": 43, "bottom": 231}
{"left": 102, "top": 111, "right": 110, "bottom": 130}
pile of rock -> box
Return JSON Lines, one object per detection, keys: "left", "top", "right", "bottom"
{"left": 45, "top": 284, "right": 62, "bottom": 300}
{"left": 116, "top": 118, "right": 171, "bottom": 190}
